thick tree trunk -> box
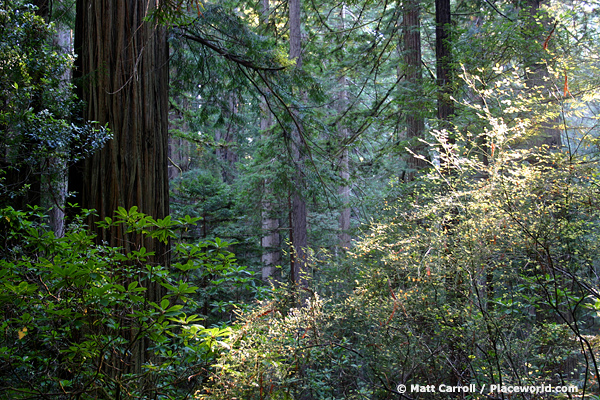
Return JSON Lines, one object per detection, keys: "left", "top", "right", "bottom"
{"left": 289, "top": 0, "right": 309, "bottom": 288}
{"left": 403, "top": 0, "right": 427, "bottom": 181}
{"left": 74, "top": 0, "right": 169, "bottom": 263}
{"left": 73, "top": 0, "right": 169, "bottom": 376}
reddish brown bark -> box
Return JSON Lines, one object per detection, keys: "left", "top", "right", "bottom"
{"left": 403, "top": 0, "right": 427, "bottom": 180}
{"left": 73, "top": 0, "right": 169, "bottom": 265}
{"left": 289, "top": 0, "right": 308, "bottom": 288}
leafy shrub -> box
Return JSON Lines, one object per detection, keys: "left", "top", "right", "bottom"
{"left": 0, "top": 206, "right": 259, "bottom": 399}
{"left": 198, "top": 87, "right": 600, "bottom": 399}
{"left": 0, "top": 1, "right": 109, "bottom": 208}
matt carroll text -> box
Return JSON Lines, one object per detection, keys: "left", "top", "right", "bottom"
{"left": 396, "top": 383, "right": 579, "bottom": 395}
{"left": 412, "top": 384, "right": 476, "bottom": 393}
{"left": 397, "top": 384, "right": 477, "bottom": 394}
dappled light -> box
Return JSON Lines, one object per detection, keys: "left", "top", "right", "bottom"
{"left": 2, "top": 0, "right": 600, "bottom": 399}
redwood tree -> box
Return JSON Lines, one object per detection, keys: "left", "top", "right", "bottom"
{"left": 72, "top": 0, "right": 170, "bottom": 268}
{"left": 289, "top": 0, "right": 308, "bottom": 288}
{"left": 435, "top": 0, "right": 454, "bottom": 127}
{"left": 403, "top": 0, "right": 427, "bottom": 180}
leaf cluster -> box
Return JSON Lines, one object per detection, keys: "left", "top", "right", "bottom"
{"left": 0, "top": 0, "right": 109, "bottom": 207}
{"left": 0, "top": 205, "right": 261, "bottom": 399}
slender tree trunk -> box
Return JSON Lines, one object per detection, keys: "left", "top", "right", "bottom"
{"left": 337, "top": 93, "right": 351, "bottom": 249}
{"left": 46, "top": 26, "right": 73, "bottom": 237}
{"left": 435, "top": 1, "right": 464, "bottom": 385}
{"left": 215, "top": 94, "right": 239, "bottom": 184}
{"left": 168, "top": 132, "right": 192, "bottom": 180}
{"left": 435, "top": 0, "right": 454, "bottom": 128}
{"left": 337, "top": 6, "right": 351, "bottom": 249}
{"left": 168, "top": 97, "right": 192, "bottom": 181}
{"left": 523, "top": 0, "right": 561, "bottom": 148}
{"left": 167, "top": 136, "right": 191, "bottom": 180}
{"left": 259, "top": 0, "right": 282, "bottom": 282}
{"left": 289, "top": 0, "right": 309, "bottom": 288}
{"left": 403, "top": 0, "right": 427, "bottom": 181}
{"left": 261, "top": 172, "right": 281, "bottom": 281}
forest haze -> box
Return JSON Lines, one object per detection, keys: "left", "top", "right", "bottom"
{"left": 1, "top": 0, "right": 600, "bottom": 398}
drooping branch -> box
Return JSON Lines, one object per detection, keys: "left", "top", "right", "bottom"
{"left": 180, "top": 31, "right": 286, "bottom": 72}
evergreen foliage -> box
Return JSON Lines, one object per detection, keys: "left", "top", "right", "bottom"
{"left": 0, "top": 0, "right": 108, "bottom": 209}
{"left": 3, "top": 0, "right": 600, "bottom": 398}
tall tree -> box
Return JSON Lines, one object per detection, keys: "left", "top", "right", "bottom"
{"left": 259, "top": 0, "right": 282, "bottom": 281}
{"left": 403, "top": 0, "right": 427, "bottom": 180}
{"left": 72, "top": 0, "right": 169, "bottom": 265}
{"left": 435, "top": 0, "right": 454, "bottom": 128}
{"left": 289, "top": 0, "right": 309, "bottom": 287}
{"left": 337, "top": 5, "right": 351, "bottom": 249}
{"left": 46, "top": 23, "right": 73, "bottom": 238}
{"left": 523, "top": 0, "right": 561, "bottom": 148}
{"left": 72, "top": 0, "right": 170, "bottom": 378}
{"left": 71, "top": 0, "right": 170, "bottom": 344}
{"left": 260, "top": 109, "right": 282, "bottom": 280}
{"left": 215, "top": 93, "right": 240, "bottom": 184}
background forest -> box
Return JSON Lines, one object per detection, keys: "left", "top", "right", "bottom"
{"left": 1, "top": 0, "right": 600, "bottom": 399}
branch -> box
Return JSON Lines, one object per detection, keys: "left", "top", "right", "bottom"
{"left": 482, "top": 0, "right": 513, "bottom": 22}
{"left": 180, "top": 32, "right": 285, "bottom": 72}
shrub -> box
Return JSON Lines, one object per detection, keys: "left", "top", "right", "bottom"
{"left": 0, "top": 206, "right": 258, "bottom": 399}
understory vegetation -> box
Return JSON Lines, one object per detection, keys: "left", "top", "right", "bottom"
{"left": 2, "top": 0, "right": 600, "bottom": 399}
{"left": 198, "top": 131, "right": 600, "bottom": 399}
{"left": 4, "top": 129, "right": 600, "bottom": 399}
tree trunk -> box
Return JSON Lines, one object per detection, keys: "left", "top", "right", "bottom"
{"left": 73, "top": 0, "right": 169, "bottom": 375}
{"left": 259, "top": 0, "right": 282, "bottom": 282}
{"left": 215, "top": 94, "right": 239, "bottom": 184}
{"left": 403, "top": 0, "right": 427, "bottom": 181}
{"left": 261, "top": 199, "right": 281, "bottom": 281}
{"left": 261, "top": 181, "right": 281, "bottom": 281}
{"left": 289, "top": 0, "right": 309, "bottom": 288}
{"left": 523, "top": 0, "right": 561, "bottom": 148}
{"left": 168, "top": 98, "right": 192, "bottom": 180}
{"left": 46, "top": 26, "right": 73, "bottom": 238}
{"left": 435, "top": 0, "right": 454, "bottom": 128}
{"left": 337, "top": 5, "right": 351, "bottom": 249}
{"left": 337, "top": 97, "right": 351, "bottom": 249}
{"left": 73, "top": 0, "right": 169, "bottom": 262}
